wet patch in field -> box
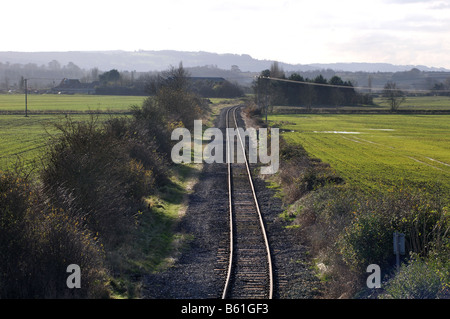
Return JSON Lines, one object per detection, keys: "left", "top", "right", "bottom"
{"left": 313, "top": 131, "right": 361, "bottom": 134}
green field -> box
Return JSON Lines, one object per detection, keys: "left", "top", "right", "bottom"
{"left": 273, "top": 95, "right": 450, "bottom": 113}
{"left": 0, "top": 94, "right": 145, "bottom": 113}
{"left": 374, "top": 95, "right": 450, "bottom": 110}
{"left": 0, "top": 113, "right": 129, "bottom": 171}
{"left": 270, "top": 113, "right": 450, "bottom": 193}
{"left": 0, "top": 94, "right": 145, "bottom": 170}
{"left": 0, "top": 94, "right": 233, "bottom": 171}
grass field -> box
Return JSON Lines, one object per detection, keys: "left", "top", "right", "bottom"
{"left": 273, "top": 95, "right": 450, "bottom": 113}
{"left": 374, "top": 95, "right": 450, "bottom": 110}
{"left": 0, "top": 94, "right": 145, "bottom": 171}
{"left": 0, "top": 113, "right": 130, "bottom": 171}
{"left": 0, "top": 94, "right": 145, "bottom": 112}
{"left": 0, "top": 94, "right": 234, "bottom": 171}
{"left": 269, "top": 113, "right": 450, "bottom": 194}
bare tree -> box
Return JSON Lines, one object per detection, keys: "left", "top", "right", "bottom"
{"left": 270, "top": 61, "right": 285, "bottom": 79}
{"left": 383, "top": 81, "right": 405, "bottom": 111}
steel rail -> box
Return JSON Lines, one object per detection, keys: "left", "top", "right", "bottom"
{"left": 221, "top": 105, "right": 273, "bottom": 299}
{"left": 222, "top": 105, "right": 234, "bottom": 299}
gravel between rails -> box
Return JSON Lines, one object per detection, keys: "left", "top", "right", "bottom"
{"left": 142, "top": 106, "right": 321, "bottom": 299}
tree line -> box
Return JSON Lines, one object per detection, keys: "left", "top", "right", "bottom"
{"left": 0, "top": 60, "right": 244, "bottom": 98}
{"left": 431, "top": 78, "right": 450, "bottom": 96}
{"left": 253, "top": 62, "right": 373, "bottom": 111}
{"left": 252, "top": 62, "right": 450, "bottom": 112}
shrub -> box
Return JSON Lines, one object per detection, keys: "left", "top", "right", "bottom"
{"left": 382, "top": 258, "right": 448, "bottom": 299}
{"left": 0, "top": 172, "right": 32, "bottom": 297}
{"left": 40, "top": 116, "right": 151, "bottom": 247}
{"left": 124, "top": 118, "right": 170, "bottom": 186}
{"left": 144, "top": 63, "right": 210, "bottom": 132}
{"left": 288, "top": 175, "right": 448, "bottom": 297}
{"left": 0, "top": 172, "right": 108, "bottom": 298}
{"left": 396, "top": 204, "right": 449, "bottom": 257}
{"left": 339, "top": 210, "right": 393, "bottom": 272}
{"left": 243, "top": 102, "right": 262, "bottom": 117}
{"left": 130, "top": 97, "right": 173, "bottom": 158}
{"left": 156, "top": 86, "right": 209, "bottom": 131}
{"left": 338, "top": 189, "right": 449, "bottom": 273}
{"left": 26, "top": 204, "right": 109, "bottom": 298}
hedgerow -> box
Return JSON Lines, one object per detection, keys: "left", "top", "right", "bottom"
{"left": 0, "top": 64, "right": 209, "bottom": 298}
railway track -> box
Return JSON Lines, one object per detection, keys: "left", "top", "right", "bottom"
{"left": 221, "top": 105, "right": 273, "bottom": 299}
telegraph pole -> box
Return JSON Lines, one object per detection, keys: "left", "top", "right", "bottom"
{"left": 265, "top": 77, "right": 269, "bottom": 124}
{"left": 24, "top": 78, "right": 28, "bottom": 117}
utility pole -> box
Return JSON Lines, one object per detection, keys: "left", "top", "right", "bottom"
{"left": 262, "top": 77, "right": 268, "bottom": 124}
{"left": 257, "top": 76, "right": 261, "bottom": 110}
{"left": 257, "top": 76, "right": 269, "bottom": 124}
{"left": 24, "top": 78, "right": 28, "bottom": 117}
{"left": 265, "top": 88, "right": 268, "bottom": 124}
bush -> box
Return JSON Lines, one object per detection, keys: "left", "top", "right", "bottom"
{"left": 40, "top": 116, "right": 153, "bottom": 247}
{"left": 130, "top": 97, "right": 173, "bottom": 158}
{"left": 283, "top": 167, "right": 448, "bottom": 297}
{"left": 26, "top": 205, "right": 109, "bottom": 298}
{"left": 145, "top": 63, "right": 210, "bottom": 131}
{"left": 339, "top": 210, "right": 393, "bottom": 272}
{"left": 212, "top": 81, "right": 244, "bottom": 98}
{"left": 382, "top": 258, "right": 448, "bottom": 299}
{"left": 156, "top": 86, "right": 209, "bottom": 131}
{"left": 0, "top": 172, "right": 108, "bottom": 298}
{"left": 242, "top": 102, "right": 262, "bottom": 119}
{"left": 338, "top": 189, "right": 449, "bottom": 273}
{"left": 0, "top": 172, "right": 32, "bottom": 297}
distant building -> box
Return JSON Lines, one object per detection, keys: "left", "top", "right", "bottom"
{"left": 188, "top": 77, "right": 226, "bottom": 83}
{"left": 51, "top": 78, "right": 97, "bottom": 94}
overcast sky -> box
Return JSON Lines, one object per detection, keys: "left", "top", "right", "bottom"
{"left": 2, "top": 0, "right": 450, "bottom": 68}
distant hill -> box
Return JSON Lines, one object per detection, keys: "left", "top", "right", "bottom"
{"left": 1, "top": 50, "right": 449, "bottom": 91}
{"left": 306, "top": 62, "right": 449, "bottom": 73}
{"left": 1, "top": 50, "right": 448, "bottom": 73}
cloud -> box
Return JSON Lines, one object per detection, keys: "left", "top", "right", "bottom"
{"left": 2, "top": 0, "right": 449, "bottom": 68}
{"left": 383, "top": 0, "right": 450, "bottom": 8}
{"left": 384, "top": 0, "right": 436, "bottom": 3}
{"left": 429, "top": 0, "right": 450, "bottom": 9}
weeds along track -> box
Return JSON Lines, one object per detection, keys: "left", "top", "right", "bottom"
{"left": 221, "top": 105, "right": 273, "bottom": 299}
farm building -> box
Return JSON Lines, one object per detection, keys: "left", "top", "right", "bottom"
{"left": 51, "top": 78, "right": 97, "bottom": 94}
{"left": 188, "top": 77, "right": 226, "bottom": 83}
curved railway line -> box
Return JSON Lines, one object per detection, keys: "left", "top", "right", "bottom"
{"left": 221, "top": 105, "right": 273, "bottom": 299}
